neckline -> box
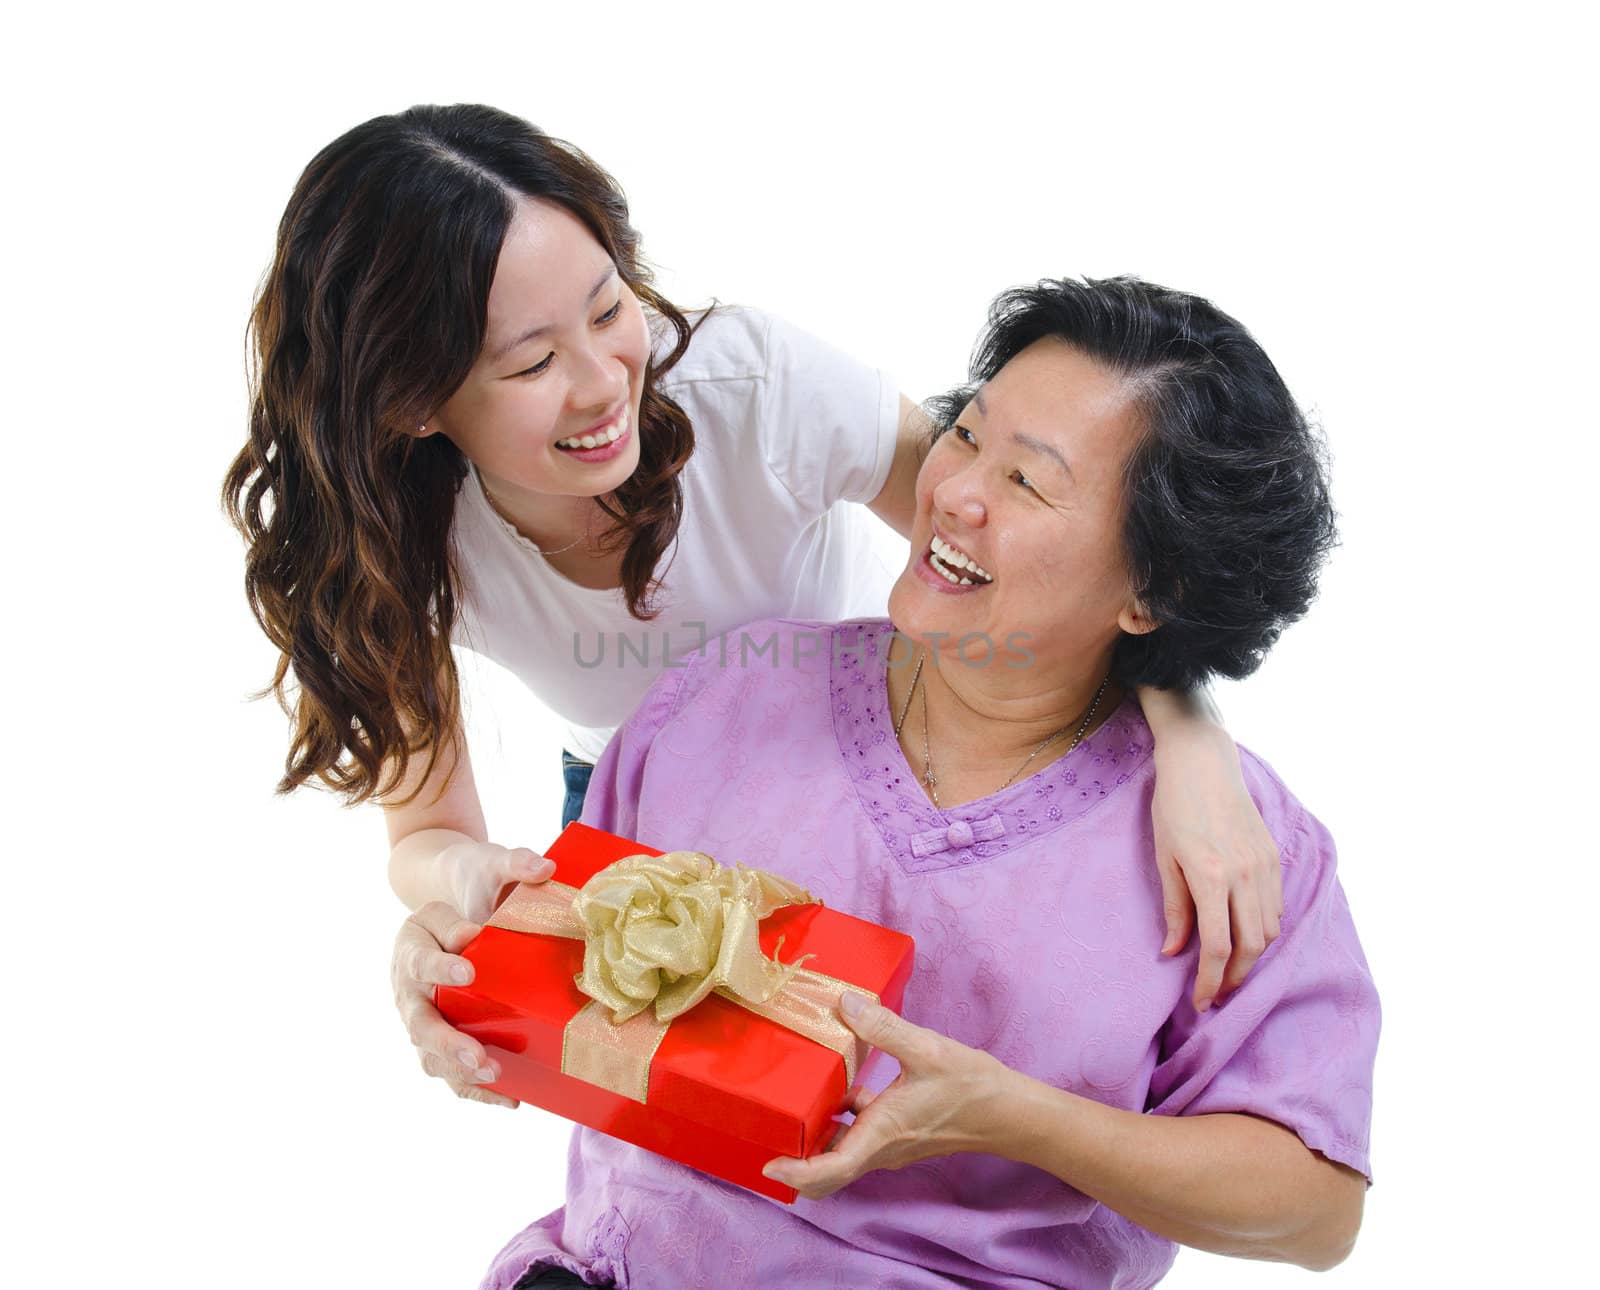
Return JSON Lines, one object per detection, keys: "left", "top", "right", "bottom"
{"left": 830, "top": 620, "right": 1154, "bottom": 874}
{"left": 467, "top": 462, "right": 632, "bottom": 599}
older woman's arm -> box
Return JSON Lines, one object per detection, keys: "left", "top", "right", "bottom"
{"left": 1137, "top": 683, "right": 1285, "bottom": 1011}
{"left": 999, "top": 1062, "right": 1365, "bottom": 1270}
{"left": 765, "top": 996, "right": 1365, "bottom": 1272}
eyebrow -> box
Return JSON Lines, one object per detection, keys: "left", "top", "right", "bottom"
{"left": 971, "top": 387, "right": 1074, "bottom": 479}
{"left": 490, "top": 267, "right": 618, "bottom": 363}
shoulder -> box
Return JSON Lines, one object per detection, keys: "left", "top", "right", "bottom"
{"left": 656, "top": 304, "right": 873, "bottom": 391}
{"left": 1231, "top": 745, "right": 1356, "bottom": 936}
{"left": 1235, "top": 742, "right": 1312, "bottom": 851}
{"left": 652, "top": 304, "right": 781, "bottom": 387}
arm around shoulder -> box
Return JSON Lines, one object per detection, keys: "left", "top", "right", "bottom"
{"left": 754, "top": 310, "right": 907, "bottom": 518}
{"left": 1137, "top": 680, "right": 1287, "bottom": 1007}
{"left": 867, "top": 395, "right": 934, "bottom": 539}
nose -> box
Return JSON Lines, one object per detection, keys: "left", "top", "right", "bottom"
{"left": 932, "top": 466, "right": 988, "bottom": 531}
{"left": 567, "top": 337, "right": 627, "bottom": 417}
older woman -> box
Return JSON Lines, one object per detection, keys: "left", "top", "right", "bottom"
{"left": 465, "top": 276, "right": 1380, "bottom": 1289}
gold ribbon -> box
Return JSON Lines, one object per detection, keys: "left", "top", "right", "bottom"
{"left": 488, "top": 851, "right": 877, "bottom": 1104}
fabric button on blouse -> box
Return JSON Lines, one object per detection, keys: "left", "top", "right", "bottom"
{"left": 908, "top": 813, "right": 1006, "bottom": 859}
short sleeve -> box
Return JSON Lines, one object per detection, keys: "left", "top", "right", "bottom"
{"left": 1144, "top": 804, "right": 1381, "bottom": 1187}
{"left": 756, "top": 311, "right": 899, "bottom": 514}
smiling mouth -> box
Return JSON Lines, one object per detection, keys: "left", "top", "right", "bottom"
{"left": 928, "top": 533, "right": 993, "bottom": 585}
{"left": 556, "top": 406, "right": 629, "bottom": 451}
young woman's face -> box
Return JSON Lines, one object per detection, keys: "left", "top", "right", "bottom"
{"left": 426, "top": 196, "right": 652, "bottom": 499}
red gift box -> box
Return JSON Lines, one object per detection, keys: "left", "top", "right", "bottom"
{"left": 435, "top": 823, "right": 916, "bottom": 1203}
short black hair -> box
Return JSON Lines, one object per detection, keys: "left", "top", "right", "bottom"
{"left": 926, "top": 276, "right": 1337, "bottom": 691}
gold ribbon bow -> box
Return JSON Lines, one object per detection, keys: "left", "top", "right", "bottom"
{"left": 488, "top": 851, "right": 877, "bottom": 1103}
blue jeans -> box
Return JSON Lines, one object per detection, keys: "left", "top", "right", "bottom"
{"left": 561, "top": 750, "right": 594, "bottom": 830}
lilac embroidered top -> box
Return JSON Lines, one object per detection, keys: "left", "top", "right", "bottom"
{"left": 482, "top": 620, "right": 1380, "bottom": 1290}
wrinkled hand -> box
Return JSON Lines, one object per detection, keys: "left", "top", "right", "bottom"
{"left": 390, "top": 843, "right": 555, "bottom": 1107}
{"left": 1151, "top": 729, "right": 1284, "bottom": 1011}
{"left": 760, "top": 995, "right": 1010, "bottom": 1200}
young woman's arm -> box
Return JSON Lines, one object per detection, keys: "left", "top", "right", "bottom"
{"left": 866, "top": 395, "right": 933, "bottom": 538}
{"left": 1137, "top": 684, "right": 1284, "bottom": 1011}
{"left": 383, "top": 707, "right": 555, "bottom": 1108}
{"left": 383, "top": 717, "right": 491, "bottom": 911}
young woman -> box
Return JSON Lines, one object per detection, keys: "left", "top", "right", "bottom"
{"left": 224, "top": 104, "right": 1285, "bottom": 1107}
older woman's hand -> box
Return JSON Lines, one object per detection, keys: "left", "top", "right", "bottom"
{"left": 1150, "top": 720, "right": 1284, "bottom": 1012}
{"left": 391, "top": 844, "right": 555, "bottom": 1107}
{"left": 760, "top": 994, "right": 1010, "bottom": 1200}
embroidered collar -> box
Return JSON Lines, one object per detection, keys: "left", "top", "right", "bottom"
{"left": 828, "top": 620, "right": 1153, "bottom": 874}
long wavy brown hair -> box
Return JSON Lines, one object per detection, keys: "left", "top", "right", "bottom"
{"left": 223, "top": 104, "right": 703, "bottom": 807}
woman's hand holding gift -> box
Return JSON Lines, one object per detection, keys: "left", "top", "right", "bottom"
{"left": 435, "top": 839, "right": 555, "bottom": 924}
{"left": 389, "top": 842, "right": 556, "bottom": 1107}
{"left": 761, "top": 993, "right": 1009, "bottom": 1201}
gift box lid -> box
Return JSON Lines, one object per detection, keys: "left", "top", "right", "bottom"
{"left": 438, "top": 823, "right": 916, "bottom": 1157}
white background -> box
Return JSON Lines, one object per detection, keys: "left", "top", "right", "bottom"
{"left": 7, "top": 2, "right": 1595, "bottom": 1286}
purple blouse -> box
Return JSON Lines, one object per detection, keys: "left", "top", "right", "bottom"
{"left": 481, "top": 619, "right": 1380, "bottom": 1290}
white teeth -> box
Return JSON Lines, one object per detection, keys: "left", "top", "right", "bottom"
{"left": 929, "top": 535, "right": 993, "bottom": 583}
{"left": 928, "top": 550, "right": 980, "bottom": 586}
{"left": 557, "top": 408, "right": 629, "bottom": 451}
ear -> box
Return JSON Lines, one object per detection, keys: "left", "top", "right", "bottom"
{"left": 1117, "top": 597, "right": 1159, "bottom": 637}
{"left": 409, "top": 421, "right": 440, "bottom": 439}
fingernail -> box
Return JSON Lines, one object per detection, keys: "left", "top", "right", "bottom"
{"left": 475, "top": 1067, "right": 497, "bottom": 1083}
{"left": 457, "top": 1048, "right": 478, "bottom": 1069}
{"left": 840, "top": 992, "right": 866, "bottom": 1020}
{"left": 450, "top": 962, "right": 471, "bottom": 985}
{"left": 760, "top": 1162, "right": 787, "bottom": 1181}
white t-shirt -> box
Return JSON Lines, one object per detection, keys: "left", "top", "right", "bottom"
{"left": 448, "top": 305, "right": 901, "bottom": 761}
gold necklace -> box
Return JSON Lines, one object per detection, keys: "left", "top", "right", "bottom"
{"left": 481, "top": 471, "right": 594, "bottom": 558}
{"left": 892, "top": 650, "right": 927, "bottom": 739}
{"left": 537, "top": 528, "right": 590, "bottom": 557}
{"left": 895, "top": 649, "right": 1111, "bottom": 808}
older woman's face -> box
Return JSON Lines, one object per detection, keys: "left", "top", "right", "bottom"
{"left": 888, "top": 339, "right": 1152, "bottom": 674}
